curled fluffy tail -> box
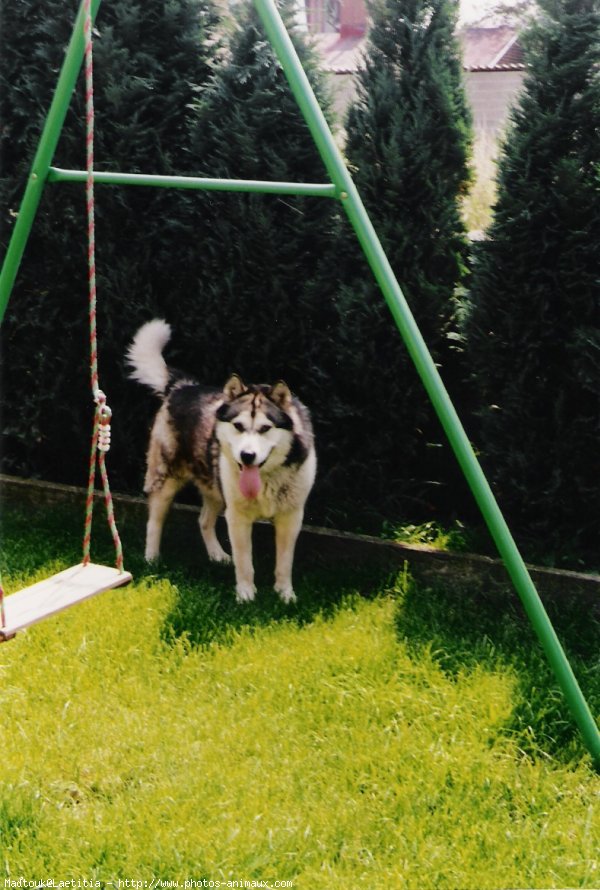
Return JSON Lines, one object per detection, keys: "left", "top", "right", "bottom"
{"left": 126, "top": 319, "right": 172, "bottom": 395}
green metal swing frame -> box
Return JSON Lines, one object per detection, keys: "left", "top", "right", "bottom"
{"left": 0, "top": 0, "right": 598, "bottom": 766}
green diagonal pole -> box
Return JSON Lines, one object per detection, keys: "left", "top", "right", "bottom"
{"left": 253, "top": 0, "right": 600, "bottom": 767}
{"left": 0, "top": 0, "right": 103, "bottom": 325}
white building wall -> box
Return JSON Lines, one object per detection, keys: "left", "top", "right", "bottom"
{"left": 464, "top": 69, "right": 526, "bottom": 137}
{"left": 325, "top": 68, "right": 526, "bottom": 143}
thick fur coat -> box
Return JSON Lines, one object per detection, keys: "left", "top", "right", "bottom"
{"left": 127, "top": 320, "right": 316, "bottom": 603}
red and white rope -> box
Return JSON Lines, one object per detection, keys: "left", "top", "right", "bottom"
{"left": 82, "top": 0, "right": 124, "bottom": 572}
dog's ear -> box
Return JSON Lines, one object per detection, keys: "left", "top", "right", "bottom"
{"left": 270, "top": 381, "right": 292, "bottom": 411}
{"left": 223, "top": 374, "right": 245, "bottom": 401}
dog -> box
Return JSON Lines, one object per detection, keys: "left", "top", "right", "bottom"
{"left": 126, "top": 319, "right": 316, "bottom": 603}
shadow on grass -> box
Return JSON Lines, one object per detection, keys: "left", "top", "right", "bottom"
{"left": 112, "top": 502, "right": 394, "bottom": 648}
{"left": 395, "top": 581, "right": 600, "bottom": 765}
{"left": 0, "top": 500, "right": 148, "bottom": 579}
{"left": 1, "top": 504, "right": 389, "bottom": 646}
{"left": 0, "top": 787, "right": 41, "bottom": 848}
{"left": 157, "top": 546, "right": 392, "bottom": 649}
{"left": 0, "top": 501, "right": 391, "bottom": 648}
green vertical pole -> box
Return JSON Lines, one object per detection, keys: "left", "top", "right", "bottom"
{"left": 0, "top": 0, "right": 103, "bottom": 325}
{"left": 253, "top": 0, "right": 600, "bottom": 767}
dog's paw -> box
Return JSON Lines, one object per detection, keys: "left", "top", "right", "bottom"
{"left": 207, "top": 546, "right": 232, "bottom": 565}
{"left": 275, "top": 583, "right": 297, "bottom": 605}
{"left": 144, "top": 548, "right": 160, "bottom": 563}
{"left": 235, "top": 582, "right": 257, "bottom": 603}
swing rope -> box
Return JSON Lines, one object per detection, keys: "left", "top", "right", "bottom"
{"left": 81, "top": 0, "right": 124, "bottom": 572}
{"left": 0, "top": 2, "right": 126, "bottom": 640}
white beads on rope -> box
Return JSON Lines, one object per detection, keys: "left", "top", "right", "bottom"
{"left": 94, "top": 390, "right": 113, "bottom": 453}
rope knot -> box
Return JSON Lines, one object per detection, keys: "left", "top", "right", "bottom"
{"left": 94, "top": 390, "right": 112, "bottom": 453}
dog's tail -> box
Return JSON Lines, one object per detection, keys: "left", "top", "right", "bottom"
{"left": 126, "top": 319, "right": 172, "bottom": 396}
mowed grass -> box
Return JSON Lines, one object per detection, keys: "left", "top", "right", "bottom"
{"left": 0, "top": 502, "right": 599, "bottom": 887}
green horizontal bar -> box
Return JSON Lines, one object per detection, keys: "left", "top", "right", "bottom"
{"left": 47, "top": 166, "right": 338, "bottom": 198}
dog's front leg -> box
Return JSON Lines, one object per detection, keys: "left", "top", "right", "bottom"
{"left": 225, "top": 509, "right": 256, "bottom": 602}
{"left": 273, "top": 509, "right": 303, "bottom": 604}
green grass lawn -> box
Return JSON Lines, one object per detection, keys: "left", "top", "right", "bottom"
{"left": 0, "top": 501, "right": 598, "bottom": 887}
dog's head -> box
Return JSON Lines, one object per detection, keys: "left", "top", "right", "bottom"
{"left": 215, "top": 375, "right": 295, "bottom": 493}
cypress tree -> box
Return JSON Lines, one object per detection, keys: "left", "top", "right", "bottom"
{"left": 166, "top": 1, "right": 340, "bottom": 523}
{"left": 0, "top": 0, "right": 219, "bottom": 489}
{"left": 177, "top": 1, "right": 338, "bottom": 392}
{"left": 464, "top": 0, "right": 600, "bottom": 560}
{"left": 331, "top": 0, "right": 473, "bottom": 528}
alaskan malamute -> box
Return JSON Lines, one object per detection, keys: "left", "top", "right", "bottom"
{"left": 127, "top": 319, "right": 316, "bottom": 603}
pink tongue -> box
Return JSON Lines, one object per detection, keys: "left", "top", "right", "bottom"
{"left": 239, "top": 464, "right": 261, "bottom": 499}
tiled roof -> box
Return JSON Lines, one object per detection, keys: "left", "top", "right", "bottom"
{"left": 312, "top": 25, "right": 524, "bottom": 74}
{"left": 459, "top": 25, "right": 525, "bottom": 71}
{"left": 311, "top": 32, "right": 365, "bottom": 74}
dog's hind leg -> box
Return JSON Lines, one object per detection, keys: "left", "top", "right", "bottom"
{"left": 199, "top": 495, "right": 231, "bottom": 564}
{"left": 273, "top": 509, "right": 304, "bottom": 604}
{"left": 145, "top": 477, "right": 182, "bottom": 561}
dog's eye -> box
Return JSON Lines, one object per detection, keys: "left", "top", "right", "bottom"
{"left": 233, "top": 422, "right": 245, "bottom": 433}
{"left": 258, "top": 425, "right": 272, "bottom": 435}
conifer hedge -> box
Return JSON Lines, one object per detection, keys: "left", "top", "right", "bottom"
{"left": 0, "top": 0, "right": 341, "bottom": 525}
{"left": 170, "top": 1, "right": 338, "bottom": 396}
{"left": 149, "top": 1, "right": 342, "bottom": 525}
{"left": 0, "top": 0, "right": 220, "bottom": 491}
{"left": 329, "top": 0, "right": 473, "bottom": 527}
{"left": 2, "top": 0, "right": 597, "bottom": 563}
{"left": 464, "top": 0, "right": 600, "bottom": 559}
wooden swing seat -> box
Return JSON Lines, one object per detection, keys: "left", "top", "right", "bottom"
{"left": 0, "top": 563, "right": 132, "bottom": 641}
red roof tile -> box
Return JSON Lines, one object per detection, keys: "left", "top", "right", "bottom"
{"left": 459, "top": 25, "right": 525, "bottom": 71}
{"left": 312, "top": 24, "right": 524, "bottom": 75}
{"left": 311, "top": 32, "right": 366, "bottom": 74}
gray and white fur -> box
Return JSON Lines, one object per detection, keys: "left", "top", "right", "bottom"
{"left": 127, "top": 319, "right": 316, "bottom": 603}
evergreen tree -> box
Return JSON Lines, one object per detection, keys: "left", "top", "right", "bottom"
{"left": 331, "top": 0, "right": 473, "bottom": 528}
{"left": 464, "top": 0, "right": 600, "bottom": 560}
{"left": 175, "top": 1, "right": 338, "bottom": 387}
{"left": 169, "top": 1, "right": 339, "bottom": 521}
{"left": 0, "top": 0, "right": 219, "bottom": 490}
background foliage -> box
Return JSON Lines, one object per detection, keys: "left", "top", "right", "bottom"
{"left": 463, "top": 0, "right": 600, "bottom": 559}
{"left": 0, "top": 0, "right": 220, "bottom": 491}
{"left": 329, "top": 0, "right": 473, "bottom": 528}
{"left": 1, "top": 0, "right": 598, "bottom": 567}
{"left": 0, "top": 0, "right": 341, "bottom": 525}
{"left": 165, "top": 0, "right": 342, "bottom": 528}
